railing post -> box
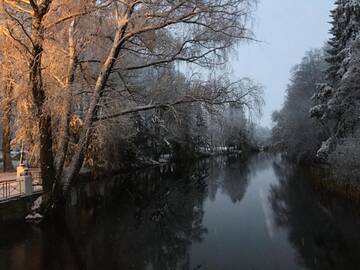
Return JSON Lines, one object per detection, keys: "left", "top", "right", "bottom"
{"left": 17, "top": 164, "right": 33, "bottom": 196}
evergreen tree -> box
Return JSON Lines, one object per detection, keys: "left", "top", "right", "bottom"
{"left": 311, "top": 0, "right": 360, "bottom": 143}
{"left": 310, "top": 0, "right": 360, "bottom": 178}
{"left": 327, "top": 0, "right": 360, "bottom": 85}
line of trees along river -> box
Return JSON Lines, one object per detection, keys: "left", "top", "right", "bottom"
{"left": 1, "top": 1, "right": 360, "bottom": 269}
{"left": 272, "top": 1, "right": 360, "bottom": 191}
{"left": 0, "top": 0, "right": 263, "bottom": 212}
{"left": 1, "top": 0, "right": 359, "bottom": 219}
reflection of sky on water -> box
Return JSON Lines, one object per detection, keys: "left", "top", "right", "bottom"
{"left": 191, "top": 154, "right": 303, "bottom": 270}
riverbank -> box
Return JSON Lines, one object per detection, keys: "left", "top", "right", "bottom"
{"left": 272, "top": 152, "right": 360, "bottom": 205}
{"left": 86, "top": 148, "right": 246, "bottom": 179}
{"left": 0, "top": 193, "right": 42, "bottom": 224}
{"left": 312, "top": 174, "right": 360, "bottom": 206}
{"left": 0, "top": 150, "right": 246, "bottom": 224}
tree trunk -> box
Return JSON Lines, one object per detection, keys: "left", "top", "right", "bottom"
{"left": 2, "top": 84, "right": 13, "bottom": 172}
{"left": 30, "top": 13, "right": 56, "bottom": 198}
{"left": 63, "top": 5, "right": 136, "bottom": 189}
{"left": 56, "top": 19, "right": 77, "bottom": 179}
{"left": 39, "top": 114, "right": 55, "bottom": 193}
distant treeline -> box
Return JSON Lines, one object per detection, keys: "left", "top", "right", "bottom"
{"left": 272, "top": 1, "right": 360, "bottom": 184}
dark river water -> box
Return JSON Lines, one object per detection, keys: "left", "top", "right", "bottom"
{"left": 1, "top": 154, "right": 360, "bottom": 270}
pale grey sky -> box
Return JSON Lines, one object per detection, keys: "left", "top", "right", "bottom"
{"left": 231, "top": 0, "right": 334, "bottom": 127}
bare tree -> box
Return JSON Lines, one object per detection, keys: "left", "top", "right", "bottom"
{"left": 0, "top": 14, "right": 16, "bottom": 172}
{"left": 62, "top": 0, "right": 257, "bottom": 189}
{"left": 1, "top": 0, "right": 261, "bottom": 212}
{"left": 0, "top": 0, "right": 102, "bottom": 201}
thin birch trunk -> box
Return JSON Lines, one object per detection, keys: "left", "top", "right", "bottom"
{"left": 56, "top": 19, "right": 77, "bottom": 179}
{"left": 62, "top": 5, "right": 136, "bottom": 189}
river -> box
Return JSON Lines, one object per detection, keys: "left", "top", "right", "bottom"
{"left": 1, "top": 153, "right": 360, "bottom": 270}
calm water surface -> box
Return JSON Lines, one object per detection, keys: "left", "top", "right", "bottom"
{"left": 1, "top": 154, "right": 360, "bottom": 270}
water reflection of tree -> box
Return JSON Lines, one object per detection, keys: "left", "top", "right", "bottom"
{"left": 61, "top": 163, "right": 209, "bottom": 270}
{"left": 221, "top": 156, "right": 250, "bottom": 203}
{"left": 269, "top": 160, "right": 360, "bottom": 270}
{"left": 205, "top": 155, "right": 252, "bottom": 204}
{"left": 0, "top": 157, "right": 255, "bottom": 270}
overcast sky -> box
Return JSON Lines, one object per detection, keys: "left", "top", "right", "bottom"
{"left": 230, "top": 0, "right": 335, "bottom": 128}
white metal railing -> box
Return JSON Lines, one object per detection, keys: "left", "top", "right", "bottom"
{"left": 0, "top": 179, "right": 22, "bottom": 201}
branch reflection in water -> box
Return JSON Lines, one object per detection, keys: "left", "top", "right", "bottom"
{"left": 1, "top": 157, "right": 241, "bottom": 270}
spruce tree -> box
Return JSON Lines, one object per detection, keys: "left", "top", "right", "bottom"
{"left": 327, "top": 0, "right": 360, "bottom": 85}
{"left": 311, "top": 0, "right": 360, "bottom": 138}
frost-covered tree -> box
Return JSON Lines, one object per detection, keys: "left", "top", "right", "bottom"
{"left": 272, "top": 49, "right": 327, "bottom": 163}
{"left": 309, "top": 0, "right": 360, "bottom": 182}
{"left": 0, "top": 35, "right": 14, "bottom": 171}
{"left": 310, "top": 1, "right": 360, "bottom": 179}
{"left": 222, "top": 105, "right": 249, "bottom": 148}
{"left": 0, "top": 0, "right": 265, "bottom": 213}
{"left": 311, "top": 0, "right": 360, "bottom": 143}
{"left": 327, "top": 0, "right": 360, "bottom": 85}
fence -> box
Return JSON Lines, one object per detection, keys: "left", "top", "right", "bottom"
{"left": 0, "top": 169, "right": 42, "bottom": 201}
{"left": 0, "top": 179, "right": 22, "bottom": 201}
